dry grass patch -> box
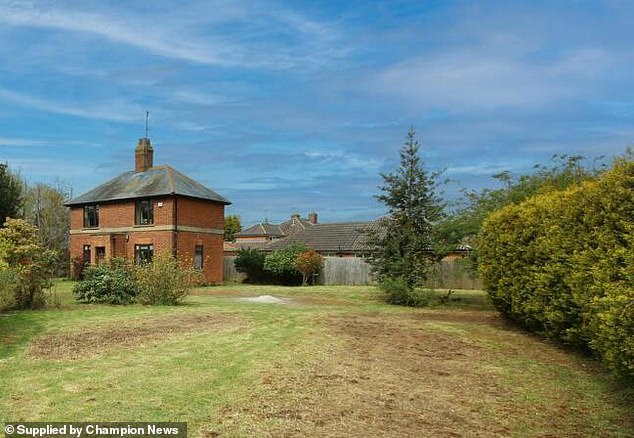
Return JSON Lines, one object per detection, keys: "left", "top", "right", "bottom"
{"left": 28, "top": 312, "right": 241, "bottom": 360}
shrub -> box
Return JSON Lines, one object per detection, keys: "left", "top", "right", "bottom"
{"left": 234, "top": 248, "right": 268, "bottom": 283}
{"left": 478, "top": 158, "right": 634, "bottom": 380}
{"left": 380, "top": 276, "right": 433, "bottom": 307}
{"left": 263, "top": 244, "right": 307, "bottom": 285}
{"left": 73, "top": 258, "right": 137, "bottom": 304}
{"left": 0, "top": 218, "right": 54, "bottom": 309}
{"left": 135, "top": 252, "right": 202, "bottom": 305}
{"left": 296, "top": 249, "right": 323, "bottom": 285}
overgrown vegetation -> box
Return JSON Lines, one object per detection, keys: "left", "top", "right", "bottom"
{"left": 73, "top": 252, "right": 203, "bottom": 305}
{"left": 0, "top": 218, "right": 55, "bottom": 311}
{"left": 234, "top": 248, "right": 268, "bottom": 283}
{"left": 135, "top": 252, "right": 203, "bottom": 305}
{"left": 73, "top": 258, "right": 136, "bottom": 304}
{"left": 478, "top": 157, "right": 634, "bottom": 381}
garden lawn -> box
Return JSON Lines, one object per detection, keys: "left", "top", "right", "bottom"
{"left": 0, "top": 281, "right": 632, "bottom": 437}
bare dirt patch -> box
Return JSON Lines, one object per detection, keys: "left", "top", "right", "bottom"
{"left": 217, "top": 313, "right": 511, "bottom": 437}
{"left": 28, "top": 312, "right": 241, "bottom": 360}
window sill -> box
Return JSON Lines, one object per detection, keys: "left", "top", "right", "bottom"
{"left": 82, "top": 227, "right": 99, "bottom": 230}
{"left": 133, "top": 223, "right": 155, "bottom": 228}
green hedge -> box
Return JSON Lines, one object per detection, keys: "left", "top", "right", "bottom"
{"left": 478, "top": 159, "right": 634, "bottom": 380}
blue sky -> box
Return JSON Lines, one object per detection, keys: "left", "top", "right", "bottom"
{"left": 1, "top": 1, "right": 633, "bottom": 227}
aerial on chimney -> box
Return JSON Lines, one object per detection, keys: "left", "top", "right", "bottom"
{"left": 135, "top": 137, "right": 154, "bottom": 172}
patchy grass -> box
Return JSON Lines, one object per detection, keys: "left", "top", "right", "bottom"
{"left": 0, "top": 280, "right": 631, "bottom": 437}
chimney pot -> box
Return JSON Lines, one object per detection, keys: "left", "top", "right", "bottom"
{"left": 308, "top": 212, "right": 318, "bottom": 224}
{"left": 135, "top": 138, "right": 154, "bottom": 172}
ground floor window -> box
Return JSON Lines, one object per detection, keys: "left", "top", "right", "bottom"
{"left": 96, "top": 247, "right": 106, "bottom": 265}
{"left": 194, "top": 245, "right": 203, "bottom": 269}
{"left": 83, "top": 245, "right": 91, "bottom": 265}
{"left": 135, "top": 244, "right": 154, "bottom": 265}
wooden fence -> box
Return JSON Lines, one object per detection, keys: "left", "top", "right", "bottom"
{"left": 223, "top": 256, "right": 482, "bottom": 289}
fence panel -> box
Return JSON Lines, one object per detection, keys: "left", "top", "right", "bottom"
{"left": 222, "top": 256, "right": 482, "bottom": 289}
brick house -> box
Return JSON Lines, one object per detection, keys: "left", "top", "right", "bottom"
{"left": 65, "top": 138, "right": 231, "bottom": 283}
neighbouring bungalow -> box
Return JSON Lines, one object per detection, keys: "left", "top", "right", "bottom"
{"left": 65, "top": 138, "right": 231, "bottom": 283}
{"left": 224, "top": 212, "right": 317, "bottom": 254}
{"left": 263, "top": 220, "right": 380, "bottom": 257}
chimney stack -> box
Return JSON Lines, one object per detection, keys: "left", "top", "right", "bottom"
{"left": 135, "top": 138, "right": 154, "bottom": 172}
{"left": 308, "top": 212, "right": 318, "bottom": 224}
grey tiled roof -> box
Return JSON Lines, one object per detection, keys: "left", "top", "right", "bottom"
{"left": 236, "top": 223, "right": 284, "bottom": 238}
{"left": 65, "top": 165, "right": 231, "bottom": 206}
{"left": 264, "top": 221, "right": 381, "bottom": 253}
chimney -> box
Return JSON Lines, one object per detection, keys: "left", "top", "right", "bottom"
{"left": 135, "top": 138, "right": 154, "bottom": 172}
{"left": 308, "top": 212, "right": 318, "bottom": 224}
{"left": 291, "top": 213, "right": 300, "bottom": 224}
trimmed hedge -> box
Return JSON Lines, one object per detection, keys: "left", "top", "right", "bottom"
{"left": 478, "top": 159, "right": 634, "bottom": 380}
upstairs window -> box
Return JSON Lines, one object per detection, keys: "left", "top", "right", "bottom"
{"left": 134, "top": 244, "right": 153, "bottom": 265}
{"left": 136, "top": 199, "right": 154, "bottom": 225}
{"left": 83, "top": 205, "right": 99, "bottom": 228}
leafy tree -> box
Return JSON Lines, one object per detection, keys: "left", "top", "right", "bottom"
{"left": 435, "top": 154, "right": 602, "bottom": 263}
{"left": 224, "top": 215, "right": 242, "bottom": 241}
{"left": 0, "top": 163, "right": 23, "bottom": 226}
{"left": 369, "top": 127, "right": 443, "bottom": 289}
{"left": 296, "top": 249, "right": 323, "bottom": 285}
{"left": 23, "top": 182, "right": 71, "bottom": 275}
{"left": 263, "top": 244, "right": 307, "bottom": 285}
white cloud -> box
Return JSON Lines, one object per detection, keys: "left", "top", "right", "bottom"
{"left": 0, "top": 87, "right": 144, "bottom": 122}
{"left": 0, "top": 137, "right": 48, "bottom": 147}
{"left": 368, "top": 46, "right": 615, "bottom": 109}
{"left": 0, "top": 2, "right": 348, "bottom": 70}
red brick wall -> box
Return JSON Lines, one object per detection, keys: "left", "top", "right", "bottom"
{"left": 177, "top": 232, "right": 224, "bottom": 284}
{"left": 177, "top": 197, "right": 225, "bottom": 229}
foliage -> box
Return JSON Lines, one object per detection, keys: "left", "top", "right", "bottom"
{"left": 0, "top": 163, "right": 23, "bottom": 227}
{"left": 135, "top": 252, "right": 203, "bottom": 305}
{"left": 263, "top": 244, "right": 307, "bottom": 285}
{"left": 73, "top": 258, "right": 137, "bottom": 304}
{"left": 0, "top": 218, "right": 55, "bottom": 310}
{"left": 368, "top": 127, "right": 443, "bottom": 288}
{"left": 23, "top": 182, "right": 71, "bottom": 276}
{"left": 224, "top": 215, "right": 242, "bottom": 241}
{"left": 478, "top": 157, "right": 634, "bottom": 380}
{"left": 234, "top": 248, "right": 269, "bottom": 283}
{"left": 0, "top": 269, "right": 18, "bottom": 311}
{"left": 436, "top": 154, "right": 601, "bottom": 259}
{"left": 379, "top": 276, "right": 433, "bottom": 307}
{"left": 296, "top": 249, "right": 323, "bottom": 285}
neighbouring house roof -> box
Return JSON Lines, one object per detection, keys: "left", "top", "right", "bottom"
{"left": 236, "top": 222, "right": 285, "bottom": 238}
{"left": 264, "top": 221, "right": 381, "bottom": 254}
{"left": 65, "top": 165, "right": 231, "bottom": 206}
{"left": 278, "top": 216, "right": 313, "bottom": 235}
{"left": 235, "top": 214, "right": 313, "bottom": 239}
